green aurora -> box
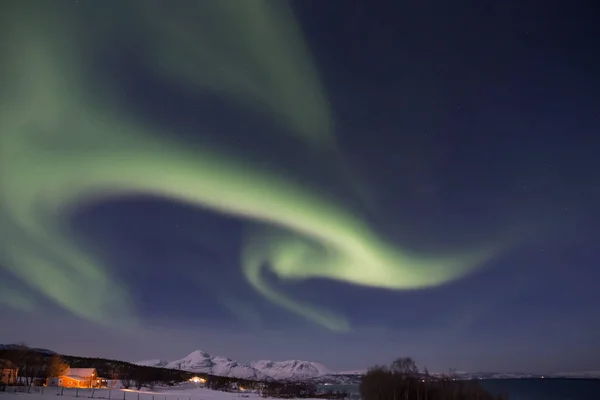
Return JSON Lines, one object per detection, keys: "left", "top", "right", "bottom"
{"left": 0, "top": 1, "right": 500, "bottom": 331}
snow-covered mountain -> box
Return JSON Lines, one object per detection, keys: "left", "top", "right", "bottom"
{"left": 137, "top": 349, "right": 600, "bottom": 383}
{"left": 137, "top": 350, "right": 334, "bottom": 381}
{"left": 137, "top": 359, "right": 169, "bottom": 368}
{"left": 0, "top": 344, "right": 56, "bottom": 355}
{"left": 165, "top": 350, "right": 270, "bottom": 381}
{"left": 251, "top": 359, "right": 330, "bottom": 381}
{"left": 334, "top": 369, "right": 368, "bottom": 376}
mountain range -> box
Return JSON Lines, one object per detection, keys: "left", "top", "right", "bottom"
{"left": 0, "top": 344, "right": 56, "bottom": 354}
{"left": 136, "top": 350, "right": 359, "bottom": 381}
{"left": 138, "top": 349, "right": 600, "bottom": 383}
{"left": 1, "top": 344, "right": 597, "bottom": 382}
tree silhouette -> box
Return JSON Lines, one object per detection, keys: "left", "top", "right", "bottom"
{"left": 391, "top": 357, "right": 418, "bottom": 375}
{"left": 46, "top": 355, "right": 69, "bottom": 378}
{"left": 360, "top": 358, "right": 507, "bottom": 400}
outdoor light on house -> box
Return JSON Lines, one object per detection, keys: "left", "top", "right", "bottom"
{"left": 189, "top": 376, "right": 205, "bottom": 383}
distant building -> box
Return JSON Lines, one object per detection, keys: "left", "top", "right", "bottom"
{"left": 189, "top": 376, "right": 206, "bottom": 384}
{"left": 0, "top": 359, "right": 18, "bottom": 385}
{"left": 47, "top": 367, "right": 106, "bottom": 388}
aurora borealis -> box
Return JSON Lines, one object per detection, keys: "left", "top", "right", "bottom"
{"left": 1, "top": 0, "right": 599, "bottom": 373}
{"left": 0, "top": 0, "right": 498, "bottom": 329}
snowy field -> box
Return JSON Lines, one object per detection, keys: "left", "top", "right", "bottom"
{"left": 0, "top": 386, "right": 320, "bottom": 400}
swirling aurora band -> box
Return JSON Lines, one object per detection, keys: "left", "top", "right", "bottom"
{"left": 0, "top": 0, "right": 499, "bottom": 331}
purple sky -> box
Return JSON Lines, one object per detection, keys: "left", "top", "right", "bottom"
{"left": 1, "top": 0, "right": 599, "bottom": 374}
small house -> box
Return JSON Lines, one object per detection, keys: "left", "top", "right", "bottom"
{"left": 189, "top": 376, "right": 206, "bottom": 384}
{"left": 48, "top": 367, "right": 102, "bottom": 388}
{"left": 0, "top": 359, "right": 18, "bottom": 385}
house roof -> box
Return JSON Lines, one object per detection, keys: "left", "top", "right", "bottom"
{"left": 0, "top": 359, "right": 17, "bottom": 369}
{"left": 64, "top": 376, "right": 90, "bottom": 382}
{"left": 65, "top": 368, "right": 96, "bottom": 378}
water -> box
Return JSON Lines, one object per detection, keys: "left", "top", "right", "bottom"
{"left": 481, "top": 379, "right": 600, "bottom": 400}
{"left": 320, "top": 379, "right": 600, "bottom": 399}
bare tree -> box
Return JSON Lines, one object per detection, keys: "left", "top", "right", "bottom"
{"left": 422, "top": 367, "right": 430, "bottom": 400}
{"left": 361, "top": 361, "right": 504, "bottom": 400}
{"left": 390, "top": 358, "right": 418, "bottom": 400}
{"left": 12, "top": 345, "right": 45, "bottom": 387}
{"left": 391, "top": 357, "right": 418, "bottom": 375}
{"left": 449, "top": 368, "right": 459, "bottom": 379}
{"left": 108, "top": 365, "right": 120, "bottom": 389}
{"left": 121, "top": 377, "right": 132, "bottom": 389}
{"left": 46, "top": 355, "right": 69, "bottom": 378}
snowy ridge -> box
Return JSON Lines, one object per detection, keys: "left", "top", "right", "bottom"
{"left": 137, "top": 350, "right": 333, "bottom": 381}
{"left": 0, "top": 344, "right": 55, "bottom": 354}
{"left": 136, "top": 349, "right": 600, "bottom": 383}
{"left": 162, "top": 350, "right": 269, "bottom": 381}
{"left": 334, "top": 369, "right": 368, "bottom": 376}
{"left": 251, "top": 359, "right": 331, "bottom": 381}
{"left": 137, "top": 359, "right": 169, "bottom": 368}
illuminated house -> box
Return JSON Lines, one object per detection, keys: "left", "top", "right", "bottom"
{"left": 189, "top": 376, "right": 206, "bottom": 384}
{"left": 48, "top": 368, "right": 105, "bottom": 388}
{"left": 0, "top": 359, "right": 18, "bottom": 385}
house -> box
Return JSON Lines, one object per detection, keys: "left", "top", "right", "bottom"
{"left": 0, "top": 359, "right": 18, "bottom": 385}
{"left": 189, "top": 376, "right": 206, "bottom": 384}
{"left": 48, "top": 367, "right": 104, "bottom": 388}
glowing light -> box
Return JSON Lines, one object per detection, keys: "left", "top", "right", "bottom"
{"left": 0, "top": 1, "right": 502, "bottom": 330}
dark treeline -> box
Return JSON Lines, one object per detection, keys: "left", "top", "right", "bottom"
{"left": 360, "top": 358, "right": 508, "bottom": 400}
{"left": 202, "top": 376, "right": 347, "bottom": 398}
{"left": 260, "top": 381, "right": 347, "bottom": 399}
{"left": 0, "top": 345, "right": 197, "bottom": 389}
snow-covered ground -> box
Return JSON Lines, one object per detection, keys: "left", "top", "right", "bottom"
{"left": 0, "top": 385, "right": 320, "bottom": 400}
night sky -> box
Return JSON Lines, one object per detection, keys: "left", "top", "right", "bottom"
{"left": 1, "top": 0, "right": 599, "bottom": 374}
